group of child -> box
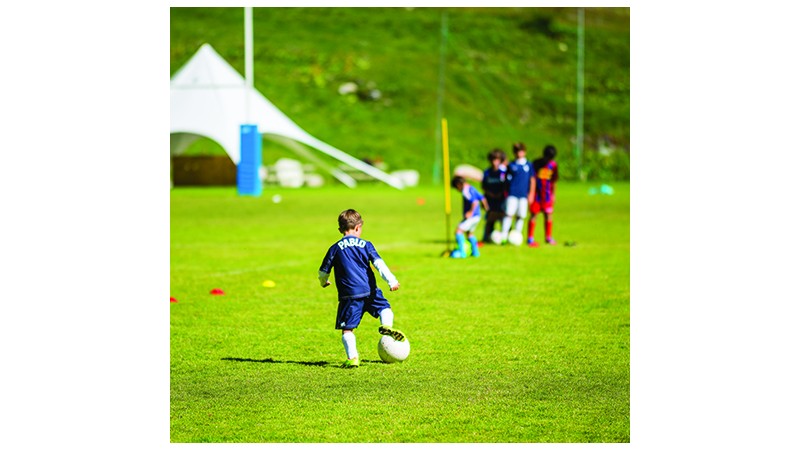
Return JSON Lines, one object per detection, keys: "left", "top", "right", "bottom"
{"left": 450, "top": 142, "right": 559, "bottom": 258}
{"left": 317, "top": 142, "right": 558, "bottom": 368}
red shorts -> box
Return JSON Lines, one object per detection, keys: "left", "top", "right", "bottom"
{"left": 530, "top": 200, "right": 554, "bottom": 215}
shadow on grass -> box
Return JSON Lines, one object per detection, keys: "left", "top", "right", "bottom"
{"left": 221, "top": 357, "right": 385, "bottom": 367}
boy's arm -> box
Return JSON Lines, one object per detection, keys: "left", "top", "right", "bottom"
{"left": 318, "top": 247, "right": 335, "bottom": 288}
{"left": 373, "top": 259, "right": 400, "bottom": 291}
{"left": 466, "top": 199, "right": 480, "bottom": 218}
{"left": 318, "top": 270, "right": 331, "bottom": 288}
{"left": 528, "top": 175, "right": 536, "bottom": 205}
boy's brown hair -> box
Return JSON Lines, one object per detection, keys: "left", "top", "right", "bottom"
{"left": 487, "top": 148, "right": 506, "bottom": 162}
{"left": 338, "top": 209, "right": 363, "bottom": 233}
{"left": 450, "top": 175, "right": 466, "bottom": 189}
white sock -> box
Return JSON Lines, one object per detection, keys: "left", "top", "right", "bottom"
{"left": 379, "top": 308, "right": 394, "bottom": 327}
{"left": 342, "top": 332, "right": 358, "bottom": 359}
{"left": 501, "top": 216, "right": 512, "bottom": 238}
{"left": 515, "top": 218, "right": 525, "bottom": 233}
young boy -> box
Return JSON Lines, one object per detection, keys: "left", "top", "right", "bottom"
{"left": 528, "top": 145, "right": 559, "bottom": 247}
{"left": 481, "top": 148, "right": 508, "bottom": 243}
{"left": 450, "top": 175, "right": 489, "bottom": 258}
{"left": 318, "top": 209, "right": 405, "bottom": 368}
{"left": 500, "top": 142, "right": 536, "bottom": 243}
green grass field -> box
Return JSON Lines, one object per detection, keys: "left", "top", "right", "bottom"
{"left": 170, "top": 182, "right": 629, "bottom": 442}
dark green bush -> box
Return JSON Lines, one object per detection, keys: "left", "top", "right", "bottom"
{"left": 557, "top": 147, "right": 630, "bottom": 181}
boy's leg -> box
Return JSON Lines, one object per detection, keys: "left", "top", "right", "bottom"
{"left": 545, "top": 212, "right": 555, "bottom": 244}
{"left": 484, "top": 208, "right": 501, "bottom": 242}
{"left": 528, "top": 202, "right": 539, "bottom": 246}
{"left": 513, "top": 216, "right": 525, "bottom": 234}
{"left": 500, "top": 216, "right": 512, "bottom": 240}
{"left": 377, "top": 307, "right": 406, "bottom": 341}
{"left": 468, "top": 233, "right": 480, "bottom": 257}
{"left": 455, "top": 230, "right": 467, "bottom": 257}
{"left": 341, "top": 330, "right": 358, "bottom": 358}
{"left": 370, "top": 296, "right": 406, "bottom": 342}
{"left": 528, "top": 216, "right": 538, "bottom": 246}
{"left": 457, "top": 217, "right": 481, "bottom": 257}
{"left": 492, "top": 211, "right": 503, "bottom": 230}
{"left": 337, "top": 298, "right": 364, "bottom": 367}
{"left": 482, "top": 215, "right": 494, "bottom": 242}
{"left": 379, "top": 307, "right": 394, "bottom": 327}
{"left": 341, "top": 330, "right": 359, "bottom": 367}
{"left": 501, "top": 197, "right": 519, "bottom": 240}
{"left": 513, "top": 197, "right": 527, "bottom": 233}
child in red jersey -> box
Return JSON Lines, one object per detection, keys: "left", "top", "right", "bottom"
{"left": 528, "top": 145, "right": 559, "bottom": 247}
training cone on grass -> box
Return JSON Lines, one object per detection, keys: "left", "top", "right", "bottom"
{"left": 262, "top": 280, "right": 276, "bottom": 288}
{"left": 210, "top": 288, "right": 224, "bottom": 295}
{"left": 170, "top": 297, "right": 178, "bottom": 303}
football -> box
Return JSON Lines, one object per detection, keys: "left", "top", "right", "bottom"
{"left": 490, "top": 230, "right": 503, "bottom": 245}
{"left": 508, "top": 230, "right": 523, "bottom": 246}
{"left": 377, "top": 335, "right": 410, "bottom": 363}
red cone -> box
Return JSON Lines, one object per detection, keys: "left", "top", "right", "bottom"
{"left": 210, "top": 288, "right": 224, "bottom": 295}
{"left": 170, "top": 297, "right": 178, "bottom": 303}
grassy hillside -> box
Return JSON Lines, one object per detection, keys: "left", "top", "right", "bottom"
{"left": 170, "top": 7, "right": 629, "bottom": 183}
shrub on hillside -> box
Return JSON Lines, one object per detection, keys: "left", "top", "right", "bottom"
{"left": 558, "top": 147, "right": 629, "bottom": 181}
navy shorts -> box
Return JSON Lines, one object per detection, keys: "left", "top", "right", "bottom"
{"left": 336, "top": 289, "right": 391, "bottom": 330}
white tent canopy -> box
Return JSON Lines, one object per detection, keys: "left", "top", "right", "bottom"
{"left": 170, "top": 43, "right": 403, "bottom": 189}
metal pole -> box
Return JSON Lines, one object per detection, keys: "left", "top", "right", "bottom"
{"left": 576, "top": 7, "right": 585, "bottom": 181}
{"left": 442, "top": 118, "right": 452, "bottom": 255}
{"left": 434, "top": 10, "right": 448, "bottom": 185}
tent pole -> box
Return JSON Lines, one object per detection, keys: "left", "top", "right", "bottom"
{"left": 244, "top": 7, "right": 254, "bottom": 122}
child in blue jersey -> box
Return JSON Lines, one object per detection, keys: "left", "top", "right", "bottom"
{"left": 318, "top": 209, "right": 405, "bottom": 368}
{"left": 500, "top": 142, "right": 536, "bottom": 243}
{"left": 481, "top": 148, "right": 508, "bottom": 243}
{"left": 450, "top": 175, "right": 489, "bottom": 258}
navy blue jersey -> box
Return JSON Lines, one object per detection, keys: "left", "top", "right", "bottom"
{"left": 481, "top": 167, "right": 507, "bottom": 199}
{"left": 505, "top": 159, "right": 534, "bottom": 197}
{"left": 482, "top": 166, "right": 507, "bottom": 211}
{"left": 319, "top": 235, "right": 383, "bottom": 300}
